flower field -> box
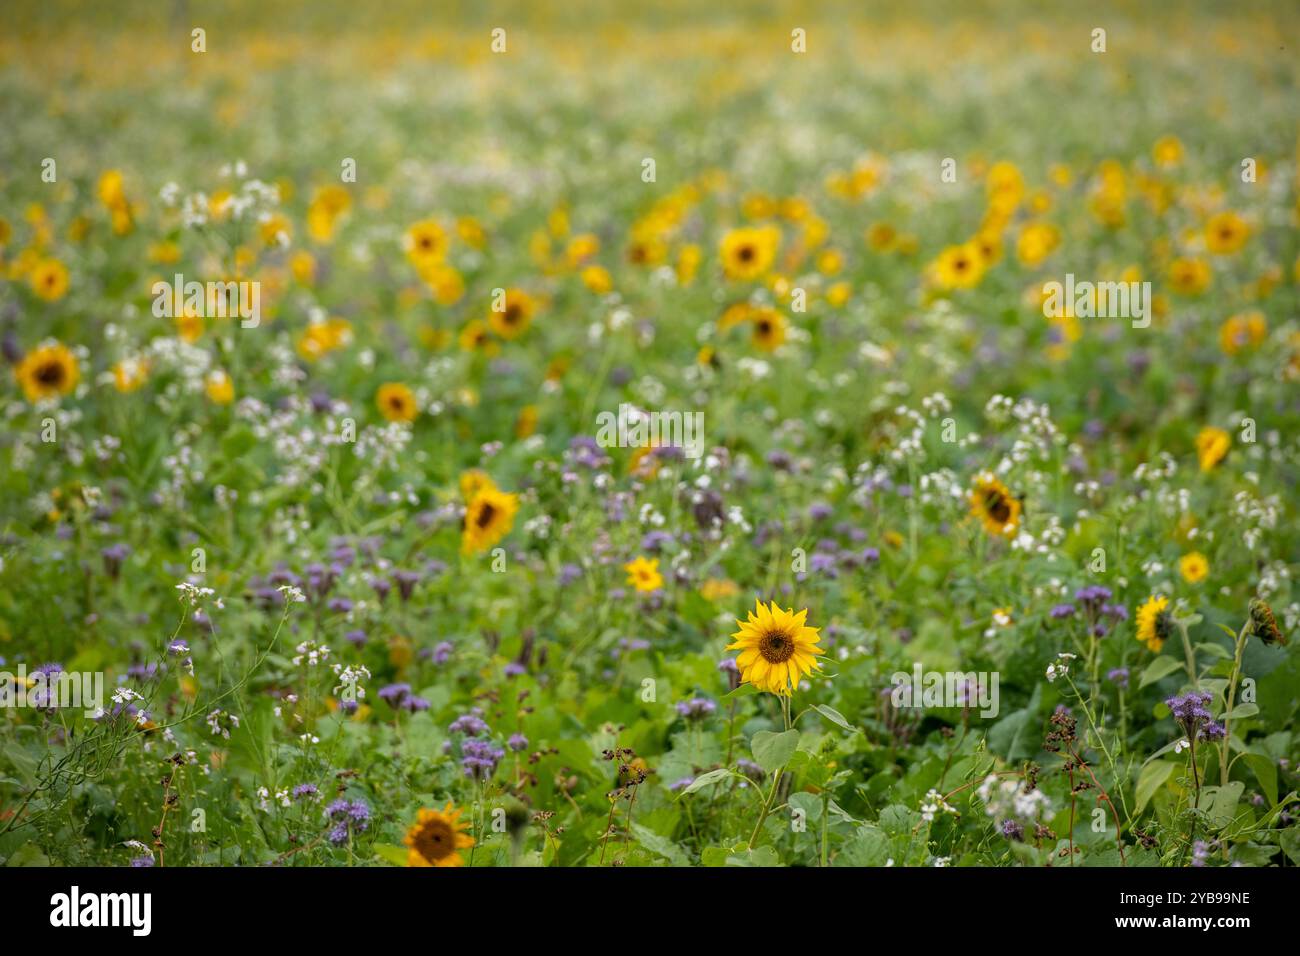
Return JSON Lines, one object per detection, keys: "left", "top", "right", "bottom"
{"left": 1, "top": 0, "right": 1299, "bottom": 870}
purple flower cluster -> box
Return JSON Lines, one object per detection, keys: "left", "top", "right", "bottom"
{"left": 324, "top": 799, "right": 370, "bottom": 845}
{"left": 1166, "top": 691, "right": 1225, "bottom": 741}
{"left": 675, "top": 697, "right": 717, "bottom": 721}
{"left": 462, "top": 738, "right": 506, "bottom": 781}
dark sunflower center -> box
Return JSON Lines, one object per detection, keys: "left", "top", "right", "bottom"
{"left": 504, "top": 305, "right": 521, "bottom": 324}
{"left": 984, "top": 490, "right": 1011, "bottom": 523}
{"left": 475, "top": 503, "right": 496, "bottom": 529}
{"left": 760, "top": 630, "right": 796, "bottom": 664}
{"left": 414, "top": 821, "right": 454, "bottom": 861}
{"left": 757, "top": 320, "right": 772, "bottom": 335}
{"left": 36, "top": 361, "right": 66, "bottom": 387}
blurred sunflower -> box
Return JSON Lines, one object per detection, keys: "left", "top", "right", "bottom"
{"left": 404, "top": 220, "right": 449, "bottom": 266}
{"left": 623, "top": 555, "right": 663, "bottom": 593}
{"left": 488, "top": 288, "right": 537, "bottom": 339}
{"left": 1205, "top": 211, "right": 1248, "bottom": 255}
{"left": 403, "top": 803, "right": 474, "bottom": 868}
{"left": 1218, "top": 311, "right": 1266, "bottom": 355}
{"left": 1195, "top": 426, "right": 1230, "bottom": 471}
{"left": 969, "top": 474, "right": 1021, "bottom": 537}
{"left": 726, "top": 600, "right": 824, "bottom": 696}
{"left": 462, "top": 486, "right": 519, "bottom": 554}
{"left": 750, "top": 307, "right": 787, "bottom": 351}
{"left": 1178, "top": 552, "right": 1209, "bottom": 584}
{"left": 376, "top": 382, "right": 417, "bottom": 423}
{"left": 29, "top": 258, "right": 69, "bottom": 301}
{"left": 720, "top": 225, "right": 779, "bottom": 280}
{"left": 16, "top": 341, "right": 79, "bottom": 401}
{"left": 930, "top": 242, "right": 985, "bottom": 290}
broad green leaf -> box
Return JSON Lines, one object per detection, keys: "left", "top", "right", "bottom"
{"left": 1139, "top": 656, "right": 1184, "bottom": 688}
{"left": 1135, "top": 760, "right": 1175, "bottom": 813}
{"left": 751, "top": 729, "right": 800, "bottom": 773}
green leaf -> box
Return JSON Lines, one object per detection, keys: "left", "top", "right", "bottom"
{"left": 1242, "top": 753, "right": 1278, "bottom": 807}
{"left": 809, "top": 704, "right": 855, "bottom": 732}
{"left": 987, "top": 684, "right": 1042, "bottom": 761}
{"left": 373, "top": 843, "right": 409, "bottom": 867}
{"left": 1222, "top": 702, "right": 1258, "bottom": 721}
{"left": 1194, "top": 642, "right": 1232, "bottom": 661}
{"left": 677, "top": 767, "right": 740, "bottom": 795}
{"left": 1204, "top": 781, "right": 1245, "bottom": 829}
{"left": 1139, "top": 656, "right": 1184, "bottom": 688}
{"left": 751, "top": 729, "right": 800, "bottom": 773}
{"left": 632, "top": 823, "right": 688, "bottom": 865}
{"left": 1135, "top": 760, "right": 1175, "bottom": 813}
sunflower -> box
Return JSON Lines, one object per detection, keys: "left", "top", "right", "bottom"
{"left": 726, "top": 600, "right": 824, "bottom": 696}
{"left": 719, "top": 226, "right": 780, "bottom": 281}
{"left": 205, "top": 370, "right": 234, "bottom": 405}
{"left": 1218, "top": 311, "right": 1266, "bottom": 356}
{"left": 16, "top": 341, "right": 79, "bottom": 401}
{"left": 488, "top": 288, "right": 537, "bottom": 339}
{"left": 1136, "top": 595, "right": 1173, "bottom": 652}
{"left": 930, "top": 242, "right": 986, "bottom": 290}
{"left": 623, "top": 555, "right": 663, "bottom": 593}
{"left": 1205, "top": 211, "right": 1248, "bottom": 255}
{"left": 458, "top": 468, "right": 496, "bottom": 500}
{"left": 1178, "top": 551, "right": 1209, "bottom": 584}
{"left": 1167, "top": 257, "right": 1211, "bottom": 296}
{"left": 1152, "top": 135, "right": 1184, "bottom": 168}
{"left": 111, "top": 356, "right": 150, "bottom": 393}
{"left": 750, "top": 307, "right": 787, "bottom": 351}
{"left": 462, "top": 486, "right": 519, "bottom": 554}
{"left": 376, "top": 382, "right": 418, "bottom": 423}
{"left": 30, "top": 258, "right": 69, "bottom": 302}
{"left": 458, "top": 319, "right": 498, "bottom": 354}
{"left": 1195, "top": 426, "right": 1230, "bottom": 471}
{"left": 969, "top": 474, "right": 1021, "bottom": 538}
{"left": 402, "top": 803, "right": 474, "bottom": 868}
{"left": 404, "top": 220, "right": 449, "bottom": 266}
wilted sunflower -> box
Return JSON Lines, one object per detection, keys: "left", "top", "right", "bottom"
{"left": 488, "top": 288, "right": 537, "bottom": 339}
{"left": 719, "top": 226, "right": 779, "bottom": 281}
{"left": 462, "top": 486, "right": 519, "bottom": 554}
{"left": 403, "top": 803, "right": 474, "bottom": 868}
{"left": 16, "top": 341, "right": 79, "bottom": 401}
{"left": 1136, "top": 595, "right": 1173, "bottom": 652}
{"left": 727, "top": 600, "right": 824, "bottom": 696}
{"left": 376, "top": 382, "right": 418, "bottom": 423}
{"left": 1249, "top": 599, "right": 1285, "bottom": 647}
{"left": 623, "top": 555, "right": 663, "bottom": 593}
{"left": 969, "top": 474, "right": 1021, "bottom": 538}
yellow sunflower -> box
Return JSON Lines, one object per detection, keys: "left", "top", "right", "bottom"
{"left": 969, "top": 474, "right": 1021, "bottom": 538}
{"left": 459, "top": 468, "right": 497, "bottom": 501}
{"left": 30, "top": 258, "right": 69, "bottom": 302}
{"left": 376, "top": 382, "right": 418, "bottom": 423}
{"left": 462, "top": 486, "right": 519, "bottom": 555}
{"left": 403, "top": 803, "right": 475, "bottom": 868}
{"left": 1136, "top": 595, "right": 1172, "bottom": 653}
{"left": 458, "top": 319, "right": 498, "bottom": 354}
{"left": 726, "top": 600, "right": 824, "bottom": 696}
{"left": 404, "top": 220, "right": 449, "bottom": 266}
{"left": 930, "top": 242, "right": 986, "bottom": 290}
{"left": 16, "top": 341, "right": 79, "bottom": 401}
{"left": 1178, "top": 551, "right": 1209, "bottom": 584}
{"left": 111, "top": 356, "right": 150, "bottom": 394}
{"left": 1218, "top": 311, "right": 1266, "bottom": 356}
{"left": 205, "top": 370, "right": 234, "bottom": 405}
{"left": 1167, "top": 257, "right": 1211, "bottom": 296}
{"left": 488, "top": 289, "right": 537, "bottom": 339}
{"left": 623, "top": 555, "right": 663, "bottom": 593}
{"left": 1205, "top": 211, "right": 1248, "bottom": 255}
{"left": 719, "top": 226, "right": 780, "bottom": 281}
{"left": 750, "top": 307, "right": 787, "bottom": 351}
{"left": 1195, "top": 426, "right": 1230, "bottom": 471}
